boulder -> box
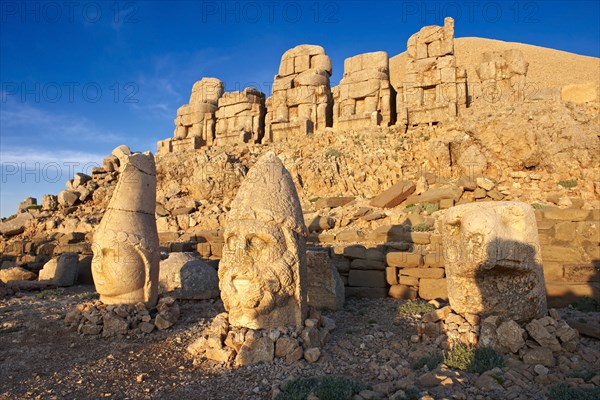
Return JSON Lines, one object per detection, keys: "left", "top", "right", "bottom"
{"left": 158, "top": 252, "right": 219, "bottom": 300}
{"left": 38, "top": 253, "right": 79, "bottom": 286}
{"left": 0, "top": 213, "right": 34, "bottom": 236}
{"left": 369, "top": 181, "right": 416, "bottom": 208}
{"left": 306, "top": 250, "right": 345, "bottom": 310}
{"left": 0, "top": 266, "right": 37, "bottom": 283}
{"left": 58, "top": 190, "right": 80, "bottom": 207}
{"left": 443, "top": 202, "right": 547, "bottom": 322}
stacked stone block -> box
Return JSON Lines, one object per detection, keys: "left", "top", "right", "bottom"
{"left": 158, "top": 78, "right": 224, "bottom": 154}
{"left": 397, "top": 17, "right": 467, "bottom": 127}
{"left": 264, "top": 44, "right": 333, "bottom": 142}
{"left": 215, "top": 88, "right": 266, "bottom": 146}
{"left": 475, "top": 49, "right": 528, "bottom": 103}
{"left": 333, "top": 51, "right": 394, "bottom": 130}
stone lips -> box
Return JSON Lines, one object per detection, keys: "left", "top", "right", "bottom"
{"left": 91, "top": 145, "right": 160, "bottom": 308}
{"left": 443, "top": 201, "right": 547, "bottom": 323}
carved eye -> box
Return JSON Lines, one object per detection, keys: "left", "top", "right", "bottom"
{"left": 226, "top": 234, "right": 238, "bottom": 249}
{"left": 248, "top": 235, "right": 266, "bottom": 251}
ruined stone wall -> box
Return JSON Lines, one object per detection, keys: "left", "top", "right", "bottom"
{"left": 333, "top": 51, "right": 394, "bottom": 130}
{"left": 215, "top": 88, "right": 266, "bottom": 146}
{"left": 265, "top": 44, "right": 333, "bottom": 141}
{"left": 397, "top": 17, "right": 467, "bottom": 127}
{"left": 473, "top": 49, "right": 529, "bottom": 104}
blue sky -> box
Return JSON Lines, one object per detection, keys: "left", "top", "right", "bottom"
{"left": 1, "top": 0, "right": 599, "bottom": 217}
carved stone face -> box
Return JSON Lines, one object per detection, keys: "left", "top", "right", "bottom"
{"left": 219, "top": 220, "right": 297, "bottom": 329}
{"left": 91, "top": 233, "right": 146, "bottom": 303}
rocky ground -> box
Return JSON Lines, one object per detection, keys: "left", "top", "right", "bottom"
{"left": 1, "top": 287, "right": 599, "bottom": 400}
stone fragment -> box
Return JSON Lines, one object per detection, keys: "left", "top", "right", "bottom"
{"left": 304, "top": 347, "right": 321, "bottom": 363}
{"left": 306, "top": 250, "right": 345, "bottom": 310}
{"left": 522, "top": 347, "right": 555, "bottom": 367}
{"left": 443, "top": 201, "right": 547, "bottom": 322}
{"left": 159, "top": 252, "right": 219, "bottom": 300}
{"left": 38, "top": 253, "right": 79, "bottom": 286}
{"left": 525, "top": 319, "right": 561, "bottom": 351}
{"left": 91, "top": 146, "right": 160, "bottom": 308}
{"left": 0, "top": 266, "right": 37, "bottom": 283}
{"left": 58, "top": 190, "right": 80, "bottom": 207}
{"left": 0, "top": 213, "right": 34, "bottom": 236}
{"left": 496, "top": 320, "right": 525, "bottom": 353}
{"left": 102, "top": 311, "right": 129, "bottom": 337}
{"left": 369, "top": 181, "right": 416, "bottom": 209}
{"left": 235, "top": 337, "right": 274, "bottom": 366}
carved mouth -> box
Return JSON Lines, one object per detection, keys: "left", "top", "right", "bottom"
{"left": 232, "top": 277, "right": 251, "bottom": 292}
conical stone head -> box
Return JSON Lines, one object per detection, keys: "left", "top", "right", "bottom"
{"left": 219, "top": 151, "right": 308, "bottom": 329}
{"left": 92, "top": 145, "right": 160, "bottom": 308}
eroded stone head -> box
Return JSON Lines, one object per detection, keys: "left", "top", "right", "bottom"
{"left": 219, "top": 151, "right": 308, "bottom": 329}
{"left": 92, "top": 145, "right": 160, "bottom": 308}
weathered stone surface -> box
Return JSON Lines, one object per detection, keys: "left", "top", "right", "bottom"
{"left": 38, "top": 252, "right": 79, "bottom": 286}
{"left": 369, "top": 181, "right": 416, "bottom": 209}
{"left": 522, "top": 347, "right": 555, "bottom": 367}
{"left": 91, "top": 146, "right": 160, "bottom": 308}
{"left": 348, "top": 270, "right": 386, "bottom": 288}
{"left": 525, "top": 319, "right": 561, "bottom": 351}
{"left": 561, "top": 82, "right": 598, "bottom": 103}
{"left": 219, "top": 152, "right": 308, "bottom": 329}
{"left": 306, "top": 250, "right": 345, "bottom": 310}
{"left": 102, "top": 311, "right": 129, "bottom": 337}
{"left": 0, "top": 213, "right": 34, "bottom": 236}
{"left": 418, "top": 278, "right": 448, "bottom": 300}
{"left": 235, "top": 337, "right": 274, "bottom": 366}
{"left": 0, "top": 266, "right": 37, "bottom": 283}
{"left": 388, "top": 284, "right": 417, "bottom": 300}
{"left": 496, "top": 320, "right": 525, "bottom": 353}
{"left": 544, "top": 207, "right": 589, "bottom": 221}
{"left": 58, "top": 190, "right": 80, "bottom": 207}
{"left": 443, "top": 201, "right": 547, "bottom": 322}
{"left": 314, "top": 197, "right": 354, "bottom": 209}
{"left": 159, "top": 252, "right": 219, "bottom": 299}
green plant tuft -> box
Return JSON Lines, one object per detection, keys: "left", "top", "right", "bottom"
{"left": 411, "top": 223, "right": 434, "bottom": 232}
{"left": 442, "top": 345, "right": 504, "bottom": 373}
{"left": 398, "top": 300, "right": 436, "bottom": 315}
{"left": 568, "top": 369, "right": 596, "bottom": 382}
{"left": 325, "top": 148, "right": 343, "bottom": 158}
{"left": 421, "top": 202, "right": 439, "bottom": 214}
{"left": 411, "top": 354, "right": 442, "bottom": 371}
{"left": 558, "top": 179, "right": 577, "bottom": 188}
{"left": 531, "top": 203, "right": 546, "bottom": 209}
{"left": 549, "top": 383, "right": 600, "bottom": 400}
{"left": 276, "top": 376, "right": 367, "bottom": 400}
{"left": 573, "top": 297, "right": 600, "bottom": 312}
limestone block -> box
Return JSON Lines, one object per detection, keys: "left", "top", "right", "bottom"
{"left": 159, "top": 252, "right": 220, "bottom": 300}
{"left": 443, "top": 201, "right": 547, "bottom": 322}
{"left": 348, "top": 270, "right": 386, "bottom": 288}
{"left": 189, "top": 77, "right": 224, "bottom": 105}
{"left": 561, "top": 83, "right": 598, "bottom": 103}
{"left": 418, "top": 278, "right": 448, "bottom": 300}
{"left": 370, "top": 181, "right": 416, "bottom": 208}
{"left": 306, "top": 250, "right": 345, "bottom": 310}
{"left": 294, "top": 55, "right": 311, "bottom": 73}
{"left": 293, "top": 69, "right": 329, "bottom": 87}
{"left": 38, "top": 253, "right": 79, "bottom": 286}
{"left": 310, "top": 54, "right": 332, "bottom": 75}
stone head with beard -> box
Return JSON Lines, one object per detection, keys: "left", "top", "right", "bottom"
{"left": 219, "top": 152, "right": 308, "bottom": 329}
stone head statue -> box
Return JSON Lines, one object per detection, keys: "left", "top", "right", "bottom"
{"left": 219, "top": 151, "right": 308, "bottom": 329}
{"left": 92, "top": 145, "right": 159, "bottom": 308}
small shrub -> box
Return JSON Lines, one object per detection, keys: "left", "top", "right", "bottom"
{"left": 325, "top": 148, "right": 343, "bottom": 158}
{"left": 26, "top": 205, "right": 43, "bottom": 210}
{"left": 411, "top": 354, "right": 442, "bottom": 371}
{"left": 308, "top": 197, "right": 320, "bottom": 203}
{"left": 531, "top": 203, "right": 546, "bottom": 210}
{"left": 367, "top": 319, "right": 377, "bottom": 324}
{"left": 568, "top": 369, "right": 596, "bottom": 382}
{"left": 398, "top": 300, "right": 436, "bottom": 314}
{"left": 80, "top": 292, "right": 99, "bottom": 300}
{"left": 573, "top": 297, "right": 600, "bottom": 312}
{"left": 443, "top": 344, "right": 475, "bottom": 371}
{"left": 558, "top": 179, "right": 577, "bottom": 188}
{"left": 403, "top": 387, "right": 421, "bottom": 400}
{"left": 276, "top": 376, "right": 367, "bottom": 400}
{"left": 423, "top": 135, "right": 430, "bottom": 141}
{"left": 443, "top": 345, "right": 504, "bottom": 373}
{"left": 411, "top": 223, "right": 434, "bottom": 232}
{"left": 421, "top": 202, "right": 439, "bottom": 214}
{"left": 549, "top": 383, "right": 600, "bottom": 400}
{"left": 469, "top": 347, "right": 505, "bottom": 374}
{"left": 404, "top": 203, "right": 417, "bottom": 213}
{"left": 35, "top": 289, "right": 63, "bottom": 298}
